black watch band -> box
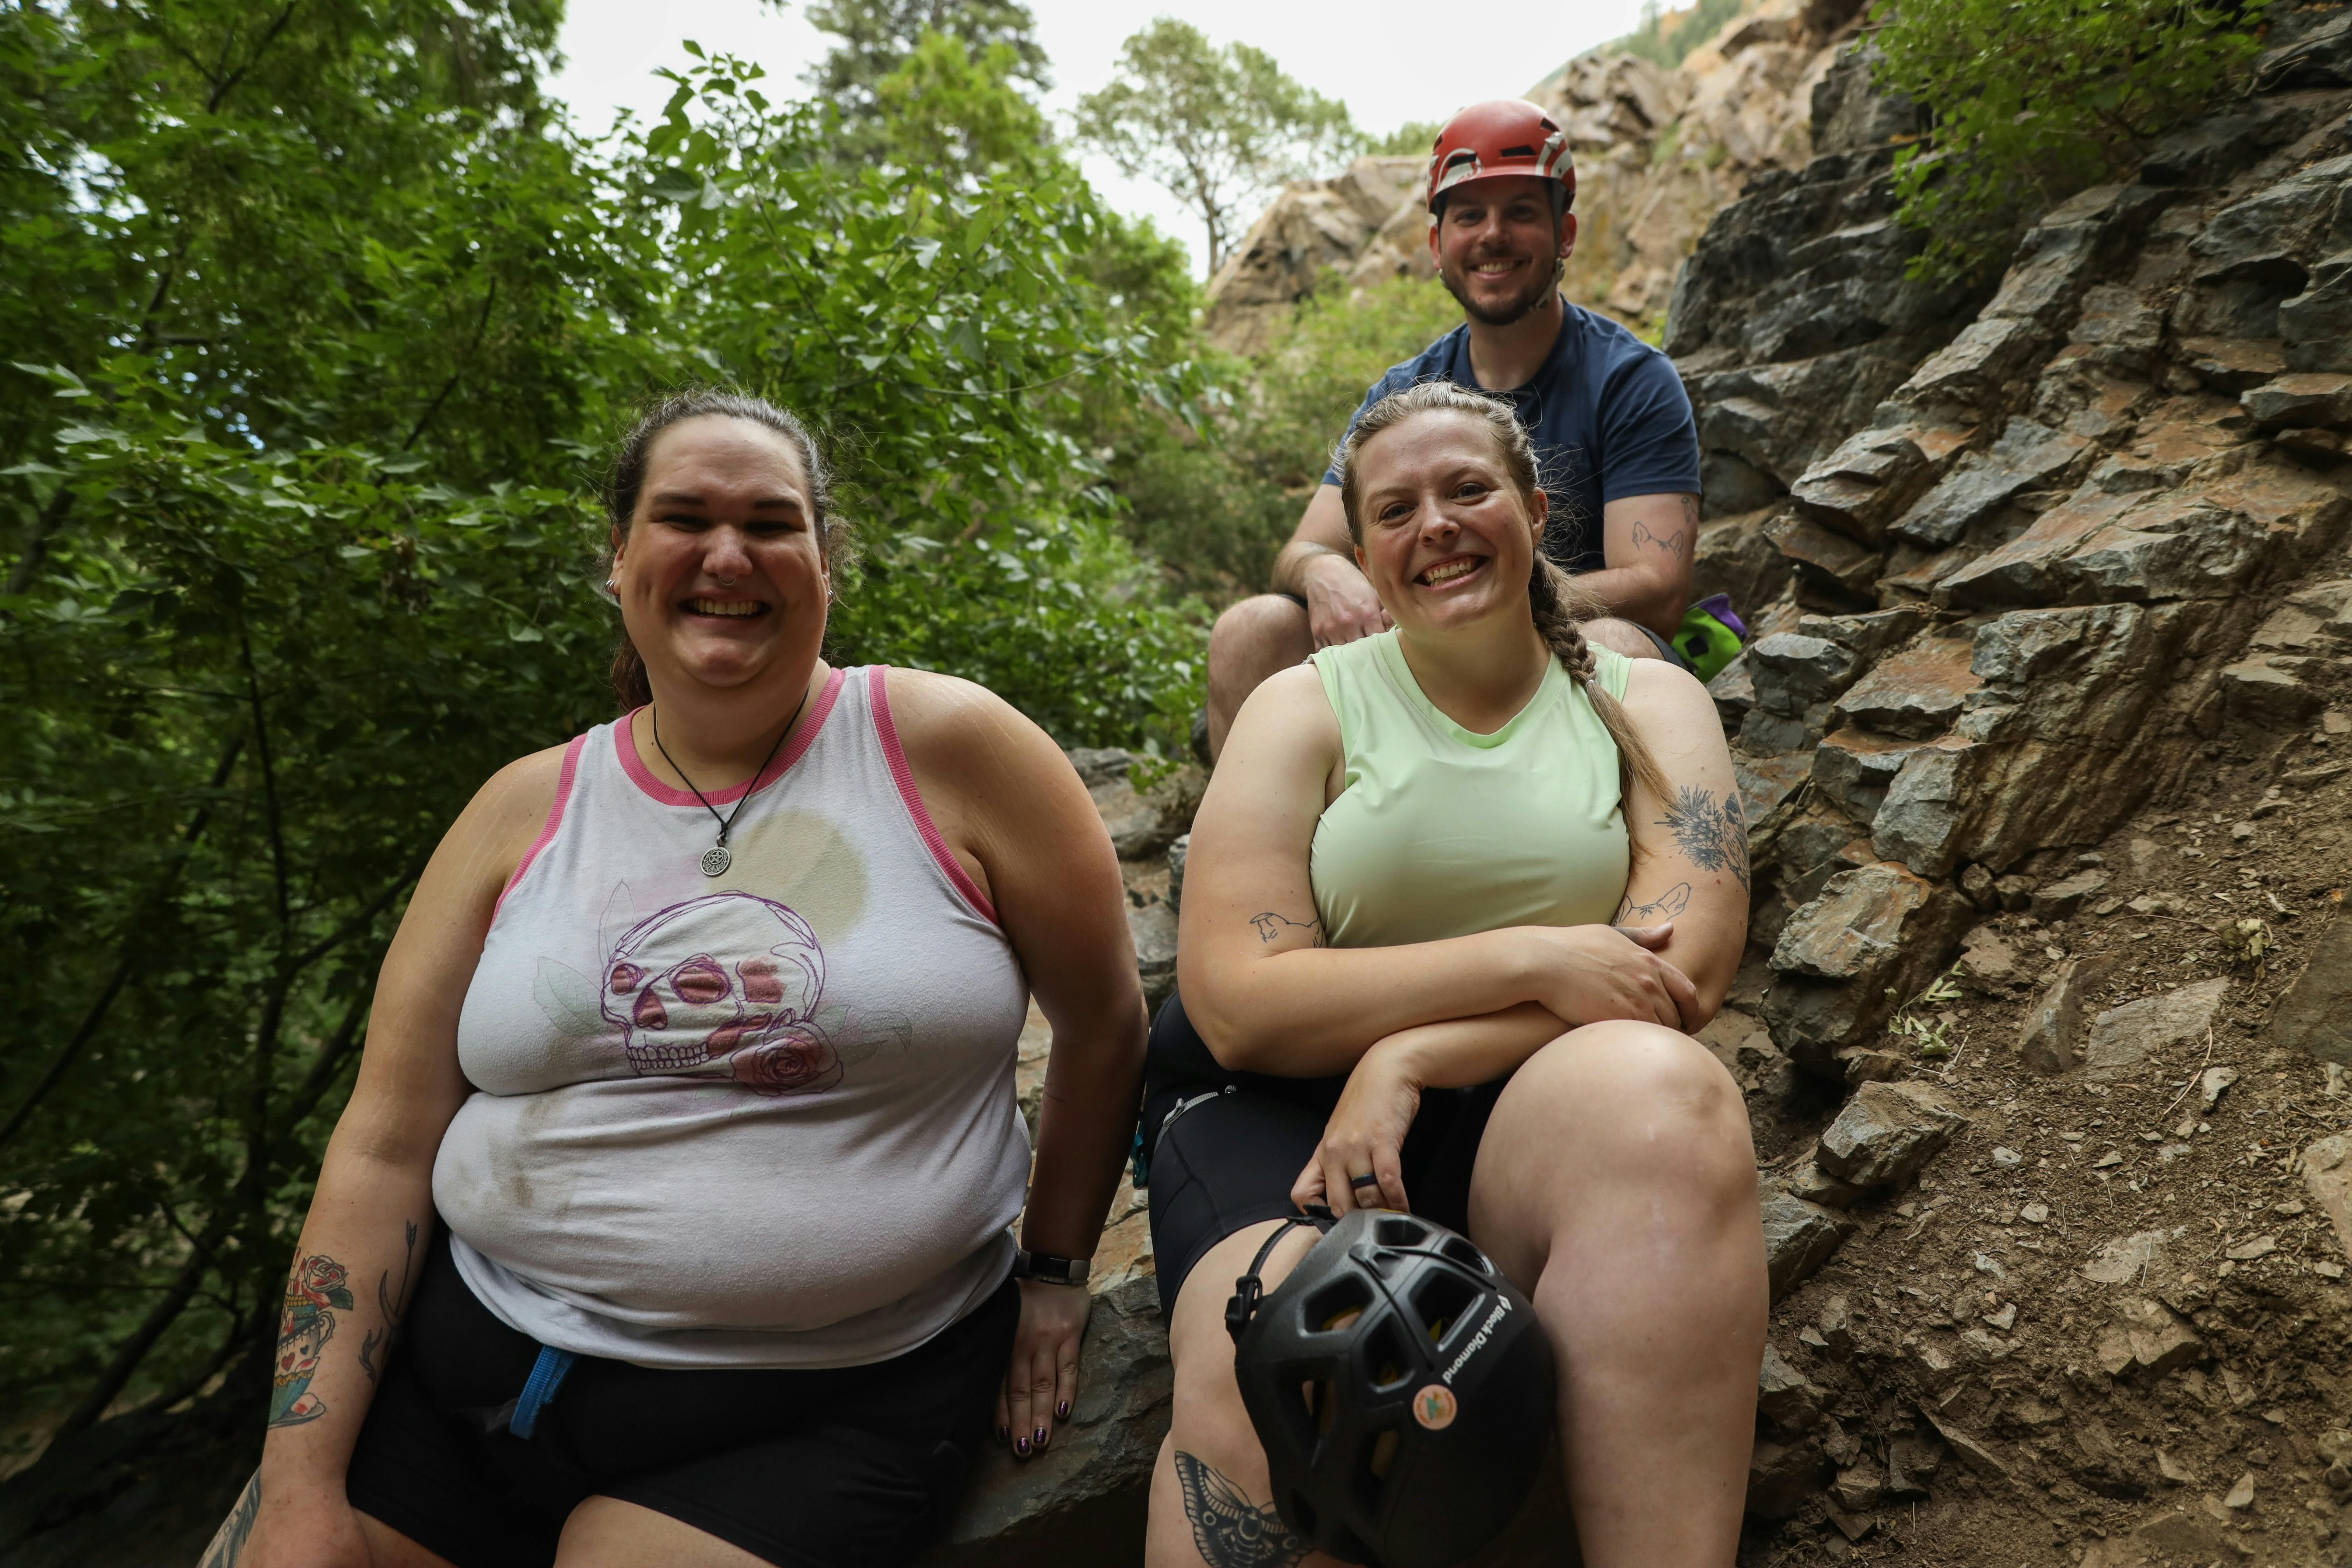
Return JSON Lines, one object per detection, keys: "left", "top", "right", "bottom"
{"left": 1012, "top": 1249, "right": 1089, "bottom": 1286}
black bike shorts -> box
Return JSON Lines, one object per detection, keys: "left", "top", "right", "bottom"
{"left": 344, "top": 1227, "right": 1017, "bottom": 1568}
{"left": 1141, "top": 990, "right": 1506, "bottom": 1320}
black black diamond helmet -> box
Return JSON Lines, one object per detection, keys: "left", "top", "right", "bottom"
{"left": 1227, "top": 1208, "right": 1554, "bottom": 1568}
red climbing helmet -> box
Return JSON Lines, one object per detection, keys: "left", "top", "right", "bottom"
{"left": 1427, "top": 100, "right": 1575, "bottom": 216}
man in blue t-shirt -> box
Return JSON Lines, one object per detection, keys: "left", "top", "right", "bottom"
{"left": 1203, "top": 99, "right": 1703, "bottom": 761}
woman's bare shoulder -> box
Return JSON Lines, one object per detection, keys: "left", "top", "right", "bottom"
{"left": 876, "top": 666, "right": 1059, "bottom": 782}
{"left": 1621, "top": 658, "right": 1722, "bottom": 748}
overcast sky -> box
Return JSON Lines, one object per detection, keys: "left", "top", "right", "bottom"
{"left": 547, "top": 0, "right": 1650, "bottom": 277}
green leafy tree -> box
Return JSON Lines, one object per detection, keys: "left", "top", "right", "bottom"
{"left": 1365, "top": 118, "right": 1441, "bottom": 158}
{"left": 805, "top": 0, "right": 1049, "bottom": 162}
{"left": 1074, "top": 19, "right": 1361, "bottom": 275}
{"left": 1871, "top": 0, "right": 2268, "bottom": 283}
{"left": 0, "top": 8, "right": 1202, "bottom": 1525}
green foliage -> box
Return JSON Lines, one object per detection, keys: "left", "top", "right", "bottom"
{"left": 1610, "top": 0, "right": 1748, "bottom": 69}
{"left": 0, "top": 1, "right": 1203, "bottom": 1457}
{"left": 1872, "top": 0, "right": 2268, "bottom": 284}
{"left": 869, "top": 29, "right": 1055, "bottom": 182}
{"left": 1113, "top": 274, "right": 1461, "bottom": 597}
{"left": 1365, "top": 118, "right": 1440, "bottom": 158}
{"left": 1073, "top": 18, "right": 1360, "bottom": 275}
{"left": 803, "top": 0, "right": 1049, "bottom": 163}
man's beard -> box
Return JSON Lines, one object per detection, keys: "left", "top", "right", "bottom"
{"left": 1441, "top": 248, "right": 1563, "bottom": 327}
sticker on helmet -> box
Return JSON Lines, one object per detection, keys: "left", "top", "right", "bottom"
{"left": 1413, "top": 1384, "right": 1458, "bottom": 1430}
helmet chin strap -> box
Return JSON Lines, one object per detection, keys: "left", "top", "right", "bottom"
{"left": 1225, "top": 1203, "right": 1337, "bottom": 1345}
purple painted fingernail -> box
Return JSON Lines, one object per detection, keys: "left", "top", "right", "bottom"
{"left": 1057, "top": 1400, "right": 1070, "bottom": 1419}
{"left": 1015, "top": 1436, "right": 1030, "bottom": 1457}
{"left": 1033, "top": 1427, "right": 1047, "bottom": 1447}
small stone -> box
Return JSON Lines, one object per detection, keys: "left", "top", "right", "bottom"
{"left": 2231, "top": 821, "right": 2256, "bottom": 843}
{"left": 2275, "top": 1199, "right": 2306, "bottom": 1216}
{"left": 2021, "top": 1202, "right": 2050, "bottom": 1224}
{"left": 2226, "top": 1234, "right": 2278, "bottom": 1260}
{"left": 1824, "top": 1505, "right": 1876, "bottom": 1543}
{"left": 2303, "top": 1136, "right": 2352, "bottom": 1264}
{"left": 1994, "top": 873, "right": 2038, "bottom": 911}
{"left": 2082, "top": 1229, "right": 2168, "bottom": 1283}
{"left": 1797, "top": 1324, "right": 1830, "bottom": 1351}
{"left": 1992, "top": 1145, "right": 2024, "bottom": 1165}
{"left": 1832, "top": 1461, "right": 1885, "bottom": 1513}
{"left": 2094, "top": 1296, "right": 2203, "bottom": 1379}
{"left": 2017, "top": 956, "right": 2114, "bottom": 1074}
{"left": 1817, "top": 1294, "right": 1854, "bottom": 1359}
{"left": 1745, "top": 1438, "right": 1832, "bottom": 1520}
{"left": 2317, "top": 1260, "right": 2346, "bottom": 1279}
{"left": 2032, "top": 866, "right": 2111, "bottom": 920}
{"left": 1983, "top": 1301, "right": 2017, "bottom": 1331}
{"left": 2199, "top": 1066, "right": 2239, "bottom": 1110}
{"left": 2086, "top": 979, "right": 2232, "bottom": 1081}
{"left": 2260, "top": 1407, "right": 2287, "bottom": 1426}
{"left": 1816, "top": 1080, "right": 1969, "bottom": 1189}
{"left": 1836, "top": 1046, "right": 1904, "bottom": 1084}
{"left": 2158, "top": 1448, "right": 2198, "bottom": 1485}
{"left": 2093, "top": 1149, "right": 2125, "bottom": 1168}
{"left": 2224, "top": 1471, "right": 2255, "bottom": 1510}
{"left": 1960, "top": 862, "right": 1998, "bottom": 908}
{"left": 1760, "top": 1191, "right": 1857, "bottom": 1302}
{"left": 1757, "top": 1345, "right": 1825, "bottom": 1431}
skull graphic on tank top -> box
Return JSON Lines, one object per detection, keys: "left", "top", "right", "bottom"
{"left": 597, "top": 890, "right": 844, "bottom": 1094}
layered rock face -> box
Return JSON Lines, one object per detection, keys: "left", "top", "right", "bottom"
{"left": 1199, "top": 0, "right": 1870, "bottom": 356}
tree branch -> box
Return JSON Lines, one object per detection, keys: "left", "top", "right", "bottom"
{"left": 4, "top": 486, "right": 73, "bottom": 597}
{"left": 402, "top": 276, "right": 499, "bottom": 451}
{"left": 0, "top": 732, "right": 247, "bottom": 1151}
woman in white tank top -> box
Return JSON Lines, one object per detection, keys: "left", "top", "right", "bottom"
{"left": 210, "top": 393, "right": 1145, "bottom": 1568}
{"left": 1149, "top": 384, "right": 1762, "bottom": 1568}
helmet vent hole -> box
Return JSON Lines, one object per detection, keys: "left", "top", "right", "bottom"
{"left": 1306, "top": 1279, "right": 1372, "bottom": 1332}
{"left": 1305, "top": 1376, "right": 1340, "bottom": 1436}
{"left": 1365, "top": 1321, "right": 1414, "bottom": 1390}
{"left": 1499, "top": 144, "right": 1536, "bottom": 157}
{"left": 1375, "top": 1217, "right": 1430, "bottom": 1249}
{"left": 1413, "top": 1273, "right": 1479, "bottom": 1348}
{"left": 1441, "top": 1236, "right": 1489, "bottom": 1272}
{"left": 1367, "top": 1426, "right": 1400, "bottom": 1481}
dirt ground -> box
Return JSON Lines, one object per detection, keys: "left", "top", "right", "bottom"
{"left": 1723, "top": 705, "right": 2352, "bottom": 1566}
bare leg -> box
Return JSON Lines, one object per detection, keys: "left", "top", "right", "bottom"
{"left": 555, "top": 1495, "right": 768, "bottom": 1568}
{"left": 1205, "top": 596, "right": 1313, "bottom": 762}
{"left": 1583, "top": 617, "right": 1666, "bottom": 662}
{"left": 1146, "top": 1220, "right": 1355, "bottom": 1568}
{"left": 1468, "top": 1020, "right": 1766, "bottom": 1568}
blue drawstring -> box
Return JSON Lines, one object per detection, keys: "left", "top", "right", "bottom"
{"left": 510, "top": 1345, "right": 576, "bottom": 1439}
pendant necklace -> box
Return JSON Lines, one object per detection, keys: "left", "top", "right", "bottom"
{"left": 650, "top": 685, "right": 810, "bottom": 877}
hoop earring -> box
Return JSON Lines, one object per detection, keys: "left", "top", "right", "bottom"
{"left": 597, "top": 577, "right": 621, "bottom": 606}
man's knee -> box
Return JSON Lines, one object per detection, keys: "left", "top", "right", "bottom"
{"left": 1209, "top": 595, "right": 1311, "bottom": 678}
{"left": 1584, "top": 616, "right": 1662, "bottom": 662}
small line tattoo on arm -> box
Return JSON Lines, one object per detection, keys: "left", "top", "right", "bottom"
{"left": 1616, "top": 881, "right": 1692, "bottom": 923}
{"left": 357, "top": 1219, "right": 420, "bottom": 1386}
{"left": 1656, "top": 786, "right": 1750, "bottom": 892}
{"left": 1630, "top": 519, "right": 1691, "bottom": 559}
{"left": 1174, "top": 1450, "right": 1312, "bottom": 1568}
{"left": 1248, "top": 911, "right": 1325, "bottom": 947}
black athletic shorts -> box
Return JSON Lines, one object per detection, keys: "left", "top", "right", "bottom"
{"left": 345, "top": 1228, "right": 1018, "bottom": 1568}
{"left": 1141, "top": 990, "right": 1507, "bottom": 1320}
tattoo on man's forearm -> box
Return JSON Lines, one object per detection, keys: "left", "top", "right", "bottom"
{"left": 1656, "top": 786, "right": 1750, "bottom": 892}
{"left": 1630, "top": 519, "right": 1690, "bottom": 559}
{"left": 357, "top": 1219, "right": 420, "bottom": 1386}
{"left": 1174, "top": 1451, "right": 1312, "bottom": 1568}
{"left": 1249, "top": 911, "right": 1325, "bottom": 947}
{"left": 199, "top": 1468, "right": 260, "bottom": 1568}
{"left": 268, "top": 1250, "right": 356, "bottom": 1427}
{"left": 1617, "top": 881, "right": 1692, "bottom": 923}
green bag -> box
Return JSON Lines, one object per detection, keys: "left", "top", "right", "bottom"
{"left": 1671, "top": 595, "right": 1746, "bottom": 683}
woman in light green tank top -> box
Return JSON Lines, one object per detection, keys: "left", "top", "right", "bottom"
{"left": 1145, "top": 384, "right": 1763, "bottom": 1568}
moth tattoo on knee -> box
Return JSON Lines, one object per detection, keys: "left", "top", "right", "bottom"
{"left": 1174, "top": 1451, "right": 1311, "bottom": 1568}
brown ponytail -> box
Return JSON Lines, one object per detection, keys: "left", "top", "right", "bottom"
{"left": 1332, "top": 381, "right": 1675, "bottom": 812}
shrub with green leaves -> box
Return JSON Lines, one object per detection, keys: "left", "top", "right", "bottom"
{"left": 1872, "top": 0, "right": 2269, "bottom": 284}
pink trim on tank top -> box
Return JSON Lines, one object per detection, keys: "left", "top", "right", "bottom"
{"left": 496, "top": 733, "right": 587, "bottom": 917}
{"left": 866, "top": 665, "right": 1001, "bottom": 926}
{"left": 611, "top": 668, "right": 848, "bottom": 808}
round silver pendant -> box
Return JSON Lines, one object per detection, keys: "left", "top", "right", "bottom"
{"left": 699, "top": 844, "right": 732, "bottom": 877}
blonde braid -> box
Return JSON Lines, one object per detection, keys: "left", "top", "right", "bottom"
{"left": 1334, "top": 381, "right": 1674, "bottom": 814}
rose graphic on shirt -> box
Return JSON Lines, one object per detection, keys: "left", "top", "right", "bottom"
{"left": 598, "top": 891, "right": 844, "bottom": 1095}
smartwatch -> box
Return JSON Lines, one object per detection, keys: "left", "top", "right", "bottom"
{"left": 1012, "top": 1249, "right": 1090, "bottom": 1286}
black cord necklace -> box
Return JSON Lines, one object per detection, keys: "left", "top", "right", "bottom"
{"left": 650, "top": 684, "right": 810, "bottom": 877}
